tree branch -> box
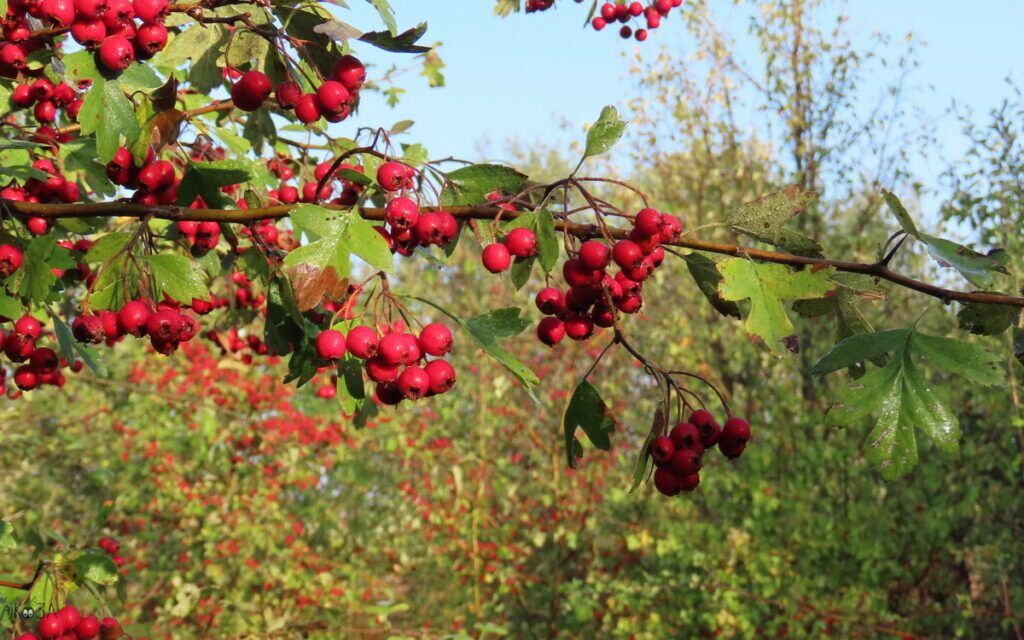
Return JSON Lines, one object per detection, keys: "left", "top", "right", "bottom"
{"left": 3, "top": 198, "right": 1022, "bottom": 308}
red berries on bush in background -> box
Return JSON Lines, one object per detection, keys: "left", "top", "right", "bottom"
{"left": 649, "top": 410, "right": 752, "bottom": 496}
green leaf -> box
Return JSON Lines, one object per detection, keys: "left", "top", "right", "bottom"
{"left": 822, "top": 328, "right": 1003, "bottom": 480}
{"left": 60, "top": 138, "right": 116, "bottom": 198}
{"left": 119, "top": 61, "right": 163, "bottom": 91}
{"left": 0, "top": 521, "right": 14, "bottom": 552}
{"left": 346, "top": 215, "right": 393, "bottom": 271}
{"left": 1014, "top": 327, "right": 1024, "bottom": 368}
{"left": 534, "top": 209, "right": 558, "bottom": 274}
{"left": 176, "top": 160, "right": 254, "bottom": 209}
{"left": 335, "top": 356, "right": 365, "bottom": 415}
{"left": 225, "top": 30, "right": 269, "bottom": 68}
{"left": 562, "top": 380, "right": 615, "bottom": 468}
{"left": 439, "top": 164, "right": 528, "bottom": 207}
{"left": 809, "top": 329, "right": 908, "bottom": 375}
{"left": 509, "top": 256, "right": 534, "bottom": 290}
{"left": 629, "top": 400, "right": 664, "bottom": 493}
{"left": 60, "top": 50, "right": 102, "bottom": 85}
{"left": 71, "top": 552, "right": 119, "bottom": 586}
{"left": 358, "top": 22, "right": 431, "bottom": 53}
{"left": 682, "top": 252, "right": 741, "bottom": 319}
{"left": 367, "top": 0, "right": 398, "bottom": 35}
{"left": 77, "top": 76, "right": 139, "bottom": 163}
{"left": 725, "top": 185, "right": 823, "bottom": 257}
{"left": 85, "top": 232, "right": 132, "bottom": 263}
{"left": 143, "top": 254, "right": 210, "bottom": 303}
{"left": 583, "top": 105, "right": 627, "bottom": 158}
{"left": 28, "top": 572, "right": 59, "bottom": 613}
{"left": 912, "top": 332, "right": 1005, "bottom": 387}
{"left": 463, "top": 307, "right": 532, "bottom": 342}
{"left": 957, "top": 297, "right": 1020, "bottom": 335}
{"left": 158, "top": 23, "right": 229, "bottom": 92}
{"left": 0, "top": 291, "right": 22, "bottom": 321}
{"left": 48, "top": 309, "right": 108, "bottom": 377}
{"left": 717, "top": 259, "right": 836, "bottom": 353}
{"left": 18, "top": 236, "right": 58, "bottom": 303}
{"left": 264, "top": 276, "right": 305, "bottom": 355}
{"left": 406, "top": 298, "right": 539, "bottom": 389}
{"left": 882, "top": 189, "right": 1010, "bottom": 288}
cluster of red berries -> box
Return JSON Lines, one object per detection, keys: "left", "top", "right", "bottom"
{"left": 648, "top": 409, "right": 752, "bottom": 496}
{"left": 531, "top": 207, "right": 680, "bottom": 346}
{"left": 13, "top": 603, "right": 124, "bottom": 640}
{"left": 105, "top": 147, "right": 178, "bottom": 206}
{"left": 314, "top": 319, "right": 456, "bottom": 406}
{"left": 591, "top": 0, "right": 683, "bottom": 41}
{"left": 373, "top": 161, "right": 459, "bottom": 256}
{"left": 0, "top": 315, "right": 78, "bottom": 393}
{"left": 480, "top": 227, "right": 539, "bottom": 273}
{"left": 9, "top": 77, "right": 84, "bottom": 125}
{"left": 0, "top": 0, "right": 171, "bottom": 77}
{"left": 1, "top": 158, "right": 83, "bottom": 235}
{"left": 72, "top": 297, "right": 202, "bottom": 355}
{"left": 230, "top": 54, "right": 366, "bottom": 126}
{"left": 267, "top": 158, "right": 365, "bottom": 208}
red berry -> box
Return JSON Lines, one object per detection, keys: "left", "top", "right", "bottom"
{"left": 397, "top": 365, "right": 430, "bottom": 400}
{"left": 118, "top": 299, "right": 151, "bottom": 336}
{"left": 385, "top": 196, "right": 420, "bottom": 229}
{"left": 315, "top": 80, "right": 350, "bottom": 115}
{"left": 37, "top": 612, "right": 63, "bottom": 638}
{"left": 132, "top": 0, "right": 168, "bottom": 23}
{"left": 689, "top": 409, "right": 721, "bottom": 447}
{"left": 99, "top": 618, "right": 122, "bottom": 640}
{"left": 505, "top": 228, "right": 538, "bottom": 258}
{"left": 40, "top": 0, "right": 75, "bottom": 26}
{"left": 365, "top": 356, "right": 399, "bottom": 383}
{"left": 481, "top": 243, "right": 511, "bottom": 273}
{"left": 231, "top": 71, "right": 272, "bottom": 111}
{"left": 145, "top": 309, "right": 179, "bottom": 342}
{"left": 669, "top": 422, "right": 700, "bottom": 450}
{"left": 612, "top": 239, "right": 644, "bottom": 270}
{"left": 635, "top": 28, "right": 648, "bottom": 41}
{"left": 57, "top": 606, "right": 80, "bottom": 632}
{"left": 294, "top": 93, "right": 322, "bottom": 123}
{"left": 634, "top": 207, "right": 662, "bottom": 236}
{"left": 15, "top": 315, "right": 42, "bottom": 341}
{"left": 275, "top": 81, "right": 302, "bottom": 109}
{"left": 591, "top": 16, "right": 606, "bottom": 30}
{"left": 578, "top": 240, "right": 611, "bottom": 271}
{"left": 135, "top": 23, "right": 168, "bottom": 56}
{"left": 661, "top": 213, "right": 683, "bottom": 242}
{"left": 376, "top": 161, "right": 415, "bottom": 191}
{"left": 332, "top": 54, "right": 366, "bottom": 92}
{"left": 14, "top": 365, "right": 39, "bottom": 391}
{"left": 679, "top": 472, "right": 700, "bottom": 491}
{"left": 315, "top": 329, "right": 346, "bottom": 360}
{"left": 418, "top": 322, "right": 452, "bottom": 357}
{"left": 97, "top": 36, "right": 135, "bottom": 71}
{"left": 75, "top": 615, "right": 100, "bottom": 639}
{"left": 73, "top": 0, "right": 108, "bottom": 18}
{"left": 346, "top": 325, "right": 378, "bottom": 359}
{"left": 536, "top": 317, "right": 564, "bottom": 347}
{"left": 424, "top": 359, "right": 456, "bottom": 394}
{"left": 653, "top": 468, "right": 682, "bottom": 496}
{"left": 0, "top": 244, "right": 24, "bottom": 276}
{"left": 29, "top": 347, "right": 59, "bottom": 374}
{"left": 72, "top": 314, "right": 104, "bottom": 343}
{"left": 535, "top": 287, "right": 565, "bottom": 316}
{"left": 649, "top": 435, "right": 674, "bottom": 464}
{"left": 722, "top": 417, "right": 751, "bottom": 445}
{"left": 374, "top": 381, "right": 402, "bottom": 405}
{"left": 563, "top": 258, "right": 601, "bottom": 288}
{"left": 669, "top": 449, "right": 702, "bottom": 476}
{"left": 563, "top": 312, "right": 594, "bottom": 341}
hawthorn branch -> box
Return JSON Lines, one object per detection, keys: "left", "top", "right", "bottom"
{"left": 3, "top": 198, "right": 1023, "bottom": 309}
{"left": 53, "top": 100, "right": 236, "bottom": 137}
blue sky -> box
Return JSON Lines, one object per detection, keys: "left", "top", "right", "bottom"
{"left": 340, "top": 1, "right": 1023, "bottom": 199}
